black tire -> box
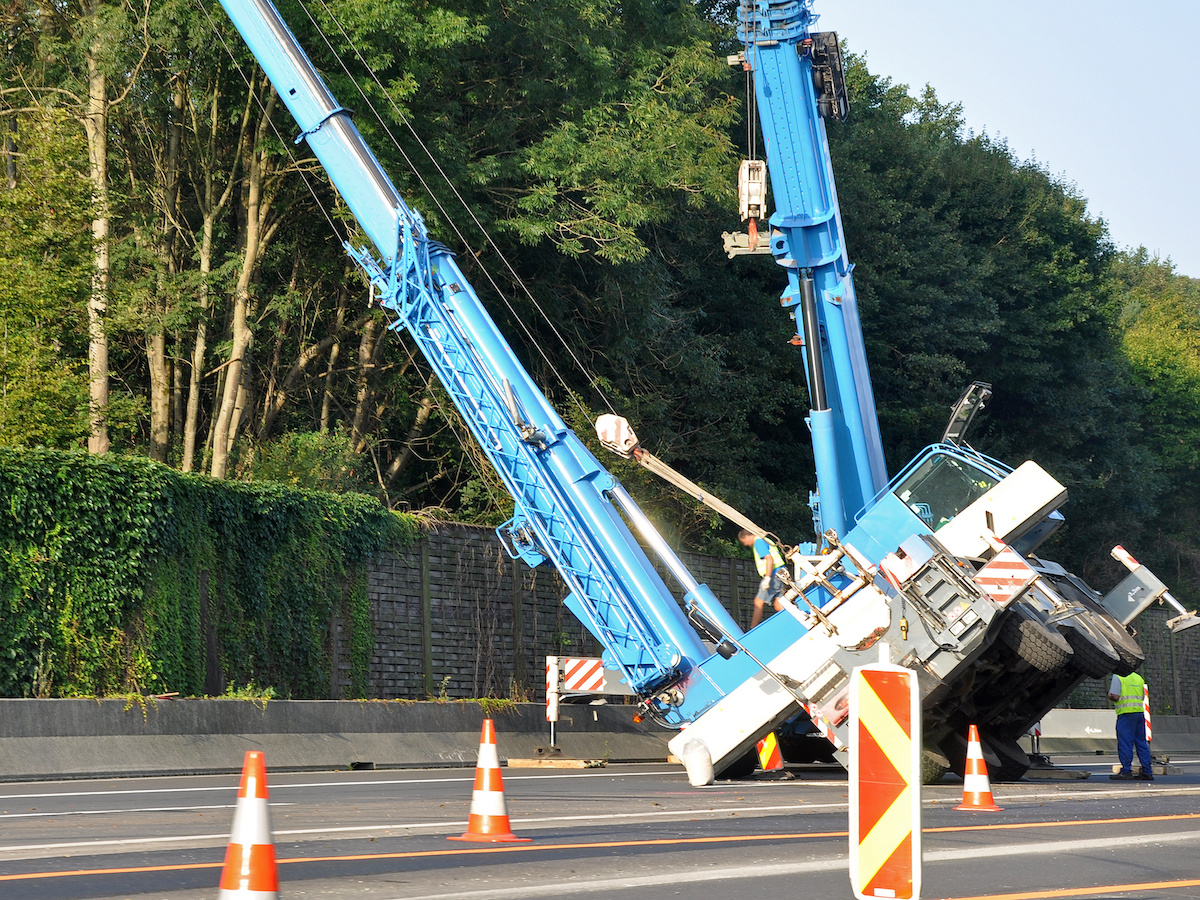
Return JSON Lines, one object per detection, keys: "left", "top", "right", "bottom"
{"left": 717, "top": 747, "right": 760, "bottom": 780}
{"left": 1059, "top": 617, "right": 1121, "bottom": 678}
{"left": 1042, "top": 574, "right": 1145, "bottom": 676}
{"left": 1000, "top": 612, "right": 1073, "bottom": 673}
{"left": 1079, "top": 602, "right": 1144, "bottom": 676}
{"left": 983, "top": 735, "right": 1032, "bottom": 782}
{"left": 940, "top": 730, "right": 1002, "bottom": 779}
{"left": 922, "top": 748, "right": 951, "bottom": 785}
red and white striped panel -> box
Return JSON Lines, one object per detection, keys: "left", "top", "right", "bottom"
{"left": 562, "top": 657, "right": 605, "bottom": 692}
{"left": 803, "top": 701, "right": 846, "bottom": 751}
{"left": 974, "top": 547, "right": 1036, "bottom": 607}
{"left": 1144, "top": 684, "right": 1153, "bottom": 742}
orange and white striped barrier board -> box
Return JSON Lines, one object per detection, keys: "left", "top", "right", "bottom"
{"left": 757, "top": 732, "right": 784, "bottom": 771}
{"left": 849, "top": 663, "right": 921, "bottom": 900}
{"left": 218, "top": 750, "right": 279, "bottom": 899}
{"left": 448, "top": 719, "right": 531, "bottom": 843}
{"left": 1144, "top": 684, "right": 1153, "bottom": 742}
{"left": 973, "top": 547, "right": 1037, "bottom": 607}
{"left": 954, "top": 724, "right": 1002, "bottom": 811}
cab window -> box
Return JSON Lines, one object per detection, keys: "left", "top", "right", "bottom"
{"left": 893, "top": 453, "right": 998, "bottom": 531}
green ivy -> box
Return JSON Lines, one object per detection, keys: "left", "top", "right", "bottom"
{"left": 0, "top": 449, "right": 415, "bottom": 698}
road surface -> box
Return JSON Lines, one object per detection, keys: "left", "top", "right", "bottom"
{"left": 1, "top": 756, "right": 1198, "bottom": 899}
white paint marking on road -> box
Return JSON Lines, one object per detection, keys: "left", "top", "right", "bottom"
{"left": 2, "top": 781, "right": 1197, "bottom": 858}
{"left": 925, "top": 828, "right": 1200, "bottom": 862}
{"left": 392, "top": 828, "right": 1200, "bottom": 900}
{"left": 926, "top": 785, "right": 1200, "bottom": 804}
{"left": 0, "top": 802, "right": 839, "bottom": 855}
{"left": 0, "top": 769, "right": 682, "bottom": 802}
{"left": 0, "top": 802, "right": 294, "bottom": 820}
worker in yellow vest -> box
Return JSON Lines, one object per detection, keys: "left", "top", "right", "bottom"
{"left": 739, "top": 529, "right": 787, "bottom": 629}
{"left": 1108, "top": 670, "right": 1153, "bottom": 781}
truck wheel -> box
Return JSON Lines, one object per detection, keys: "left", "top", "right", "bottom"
{"left": 921, "top": 748, "right": 950, "bottom": 785}
{"left": 983, "top": 735, "right": 1031, "bottom": 782}
{"left": 1078, "top": 600, "right": 1145, "bottom": 676}
{"left": 1041, "top": 574, "right": 1145, "bottom": 676}
{"left": 1059, "top": 617, "right": 1120, "bottom": 678}
{"left": 940, "top": 730, "right": 1001, "bottom": 779}
{"left": 1000, "top": 613, "right": 1073, "bottom": 673}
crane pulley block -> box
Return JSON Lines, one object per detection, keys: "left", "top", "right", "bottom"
{"left": 738, "top": 159, "right": 768, "bottom": 222}
{"left": 806, "top": 32, "right": 849, "bottom": 122}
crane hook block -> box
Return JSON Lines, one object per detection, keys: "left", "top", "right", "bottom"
{"left": 738, "top": 159, "right": 768, "bottom": 222}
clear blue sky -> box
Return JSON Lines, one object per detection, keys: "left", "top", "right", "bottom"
{"left": 821, "top": 1, "right": 1200, "bottom": 278}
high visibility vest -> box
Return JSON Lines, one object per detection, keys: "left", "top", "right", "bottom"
{"left": 1114, "top": 673, "right": 1146, "bottom": 716}
{"left": 754, "top": 538, "right": 786, "bottom": 577}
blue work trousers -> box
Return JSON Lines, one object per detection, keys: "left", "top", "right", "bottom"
{"left": 1115, "top": 712, "right": 1152, "bottom": 774}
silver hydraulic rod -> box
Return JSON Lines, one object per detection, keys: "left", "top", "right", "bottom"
{"left": 800, "top": 274, "right": 828, "bottom": 412}
{"left": 610, "top": 484, "right": 704, "bottom": 596}
{"left": 608, "top": 484, "right": 744, "bottom": 639}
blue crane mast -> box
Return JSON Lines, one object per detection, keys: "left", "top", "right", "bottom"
{"left": 214, "top": 0, "right": 755, "bottom": 720}
{"left": 735, "top": 0, "right": 887, "bottom": 540}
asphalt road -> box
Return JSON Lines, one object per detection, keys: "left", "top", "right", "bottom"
{"left": 2, "top": 757, "right": 1199, "bottom": 900}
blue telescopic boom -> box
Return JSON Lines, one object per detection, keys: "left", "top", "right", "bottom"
{"left": 215, "top": 0, "right": 748, "bottom": 698}
{"left": 737, "top": 0, "right": 889, "bottom": 536}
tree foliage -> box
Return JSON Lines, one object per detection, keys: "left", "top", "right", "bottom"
{"left": 0, "top": 1, "right": 1197, "bottom": 608}
{"left": 0, "top": 447, "right": 413, "bottom": 697}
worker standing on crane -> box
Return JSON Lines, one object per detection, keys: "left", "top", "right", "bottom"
{"left": 739, "top": 529, "right": 787, "bottom": 628}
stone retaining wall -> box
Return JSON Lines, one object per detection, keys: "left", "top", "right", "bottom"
{"left": 341, "top": 523, "right": 762, "bottom": 701}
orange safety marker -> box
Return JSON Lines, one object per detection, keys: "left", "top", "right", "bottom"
{"left": 955, "top": 725, "right": 1003, "bottom": 812}
{"left": 849, "top": 662, "right": 921, "bottom": 900}
{"left": 757, "top": 732, "right": 784, "bottom": 771}
{"left": 449, "top": 719, "right": 531, "bottom": 843}
{"left": 1143, "top": 684, "right": 1152, "bottom": 742}
{"left": 218, "top": 751, "right": 279, "bottom": 899}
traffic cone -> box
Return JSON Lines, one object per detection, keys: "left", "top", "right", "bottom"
{"left": 756, "top": 732, "right": 784, "bottom": 772}
{"left": 448, "top": 719, "right": 531, "bottom": 843}
{"left": 955, "top": 725, "right": 1003, "bottom": 811}
{"left": 218, "top": 750, "right": 279, "bottom": 898}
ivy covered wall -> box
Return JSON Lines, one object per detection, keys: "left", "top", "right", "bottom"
{"left": 0, "top": 449, "right": 415, "bottom": 698}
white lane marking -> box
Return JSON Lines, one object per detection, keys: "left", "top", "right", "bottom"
{"left": 0, "top": 803, "right": 840, "bottom": 854}
{"left": 0, "top": 803, "right": 293, "bottom": 820}
{"left": 2, "top": 781, "right": 1196, "bottom": 856}
{"left": 0, "top": 770, "right": 683, "bottom": 802}
{"left": 391, "top": 828, "right": 1200, "bottom": 900}
{"left": 926, "top": 829, "right": 1199, "bottom": 861}
{"left": 927, "top": 784, "right": 1200, "bottom": 804}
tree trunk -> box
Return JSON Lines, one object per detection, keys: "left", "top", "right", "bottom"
{"left": 349, "top": 316, "right": 380, "bottom": 453}
{"left": 82, "top": 31, "right": 110, "bottom": 455}
{"left": 171, "top": 335, "right": 184, "bottom": 443}
{"left": 147, "top": 74, "right": 184, "bottom": 463}
{"left": 320, "top": 271, "right": 351, "bottom": 432}
{"left": 147, "top": 330, "right": 169, "bottom": 460}
{"left": 383, "top": 374, "right": 437, "bottom": 489}
{"left": 260, "top": 312, "right": 370, "bottom": 440}
{"left": 182, "top": 213, "right": 214, "bottom": 473}
{"left": 210, "top": 92, "right": 275, "bottom": 479}
{"left": 4, "top": 115, "right": 15, "bottom": 189}
{"left": 182, "top": 77, "right": 249, "bottom": 472}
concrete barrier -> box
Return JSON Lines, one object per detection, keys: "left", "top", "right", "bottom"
{"left": 1021, "top": 709, "right": 1200, "bottom": 756}
{"left": 0, "top": 699, "right": 671, "bottom": 782}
